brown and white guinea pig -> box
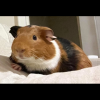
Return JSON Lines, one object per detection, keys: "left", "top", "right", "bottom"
{"left": 9, "top": 25, "right": 92, "bottom": 75}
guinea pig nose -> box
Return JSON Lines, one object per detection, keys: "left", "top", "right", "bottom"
{"left": 21, "top": 49, "right": 26, "bottom": 53}
{"left": 16, "top": 49, "right": 26, "bottom": 53}
{"left": 19, "top": 49, "right": 26, "bottom": 53}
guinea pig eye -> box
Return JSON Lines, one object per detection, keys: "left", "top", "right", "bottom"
{"left": 33, "top": 35, "right": 37, "bottom": 40}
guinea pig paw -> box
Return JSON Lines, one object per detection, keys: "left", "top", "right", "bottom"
{"left": 11, "top": 63, "right": 22, "bottom": 71}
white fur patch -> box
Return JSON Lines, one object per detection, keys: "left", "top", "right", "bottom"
{"left": 17, "top": 40, "right": 61, "bottom": 72}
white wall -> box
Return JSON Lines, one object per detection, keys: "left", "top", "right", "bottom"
{"left": 79, "top": 16, "right": 99, "bottom": 56}
{"left": 0, "top": 16, "right": 15, "bottom": 26}
{"left": 15, "top": 16, "right": 30, "bottom": 26}
{"left": 0, "top": 16, "right": 29, "bottom": 26}
{"left": 94, "top": 16, "right": 100, "bottom": 57}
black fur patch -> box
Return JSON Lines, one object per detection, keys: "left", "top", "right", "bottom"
{"left": 57, "top": 37, "right": 80, "bottom": 71}
{"left": 9, "top": 26, "right": 21, "bottom": 38}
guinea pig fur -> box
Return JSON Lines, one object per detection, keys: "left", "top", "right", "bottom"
{"left": 9, "top": 25, "right": 92, "bottom": 75}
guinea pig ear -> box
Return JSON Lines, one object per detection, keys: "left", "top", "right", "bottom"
{"left": 45, "top": 30, "right": 57, "bottom": 42}
{"left": 9, "top": 26, "right": 22, "bottom": 38}
{"left": 41, "top": 27, "right": 57, "bottom": 42}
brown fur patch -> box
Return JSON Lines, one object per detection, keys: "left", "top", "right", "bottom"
{"left": 71, "top": 42, "right": 92, "bottom": 69}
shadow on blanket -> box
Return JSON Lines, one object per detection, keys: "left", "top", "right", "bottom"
{"left": 0, "top": 55, "right": 28, "bottom": 76}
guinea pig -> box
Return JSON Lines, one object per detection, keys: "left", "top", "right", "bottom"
{"left": 9, "top": 25, "right": 92, "bottom": 75}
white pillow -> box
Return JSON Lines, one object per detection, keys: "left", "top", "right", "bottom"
{"left": 0, "top": 23, "right": 14, "bottom": 57}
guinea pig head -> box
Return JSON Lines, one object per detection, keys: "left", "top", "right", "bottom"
{"left": 10, "top": 25, "right": 57, "bottom": 60}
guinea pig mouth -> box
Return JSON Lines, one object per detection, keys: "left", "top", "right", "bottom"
{"left": 16, "top": 55, "right": 27, "bottom": 60}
